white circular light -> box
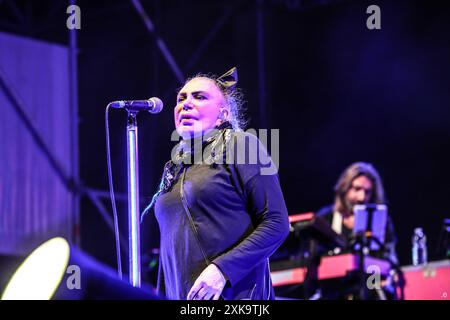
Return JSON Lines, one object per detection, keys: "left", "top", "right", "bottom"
{"left": 1, "top": 237, "right": 70, "bottom": 300}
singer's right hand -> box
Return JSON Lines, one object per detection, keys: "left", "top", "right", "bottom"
{"left": 186, "top": 264, "right": 226, "bottom": 300}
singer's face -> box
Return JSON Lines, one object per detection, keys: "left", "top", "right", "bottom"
{"left": 174, "top": 77, "right": 226, "bottom": 138}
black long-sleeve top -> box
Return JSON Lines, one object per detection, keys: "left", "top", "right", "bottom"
{"left": 153, "top": 128, "right": 290, "bottom": 300}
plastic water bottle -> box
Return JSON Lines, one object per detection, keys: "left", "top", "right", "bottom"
{"left": 412, "top": 227, "right": 428, "bottom": 265}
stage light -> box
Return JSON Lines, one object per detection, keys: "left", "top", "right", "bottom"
{"left": 1, "top": 237, "right": 69, "bottom": 300}
{"left": 1, "top": 237, "right": 160, "bottom": 300}
{"left": 0, "top": 253, "right": 26, "bottom": 296}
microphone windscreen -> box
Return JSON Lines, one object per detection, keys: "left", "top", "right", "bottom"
{"left": 148, "top": 97, "right": 163, "bottom": 114}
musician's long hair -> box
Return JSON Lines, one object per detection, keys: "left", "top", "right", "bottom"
{"left": 333, "top": 162, "right": 386, "bottom": 215}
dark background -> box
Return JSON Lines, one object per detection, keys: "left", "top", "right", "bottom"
{"left": 1, "top": 0, "right": 449, "bottom": 287}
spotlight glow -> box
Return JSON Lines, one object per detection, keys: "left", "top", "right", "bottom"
{"left": 1, "top": 237, "right": 70, "bottom": 300}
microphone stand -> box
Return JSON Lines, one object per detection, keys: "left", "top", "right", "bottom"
{"left": 127, "top": 111, "right": 141, "bottom": 287}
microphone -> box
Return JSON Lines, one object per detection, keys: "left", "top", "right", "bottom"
{"left": 109, "top": 97, "right": 163, "bottom": 113}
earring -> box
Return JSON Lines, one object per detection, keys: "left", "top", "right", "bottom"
{"left": 218, "top": 109, "right": 228, "bottom": 120}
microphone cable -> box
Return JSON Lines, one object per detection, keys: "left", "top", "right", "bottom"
{"left": 105, "top": 104, "right": 123, "bottom": 279}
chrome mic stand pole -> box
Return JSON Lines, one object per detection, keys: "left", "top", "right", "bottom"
{"left": 127, "top": 111, "right": 141, "bottom": 287}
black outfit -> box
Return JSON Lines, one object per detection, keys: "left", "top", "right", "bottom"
{"left": 153, "top": 124, "right": 290, "bottom": 300}
{"left": 315, "top": 205, "right": 398, "bottom": 264}
{"left": 304, "top": 205, "right": 399, "bottom": 299}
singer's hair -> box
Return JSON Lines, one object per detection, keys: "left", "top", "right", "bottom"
{"left": 333, "top": 162, "right": 386, "bottom": 214}
{"left": 178, "top": 73, "right": 247, "bottom": 131}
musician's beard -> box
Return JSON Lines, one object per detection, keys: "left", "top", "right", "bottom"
{"left": 344, "top": 199, "right": 365, "bottom": 216}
